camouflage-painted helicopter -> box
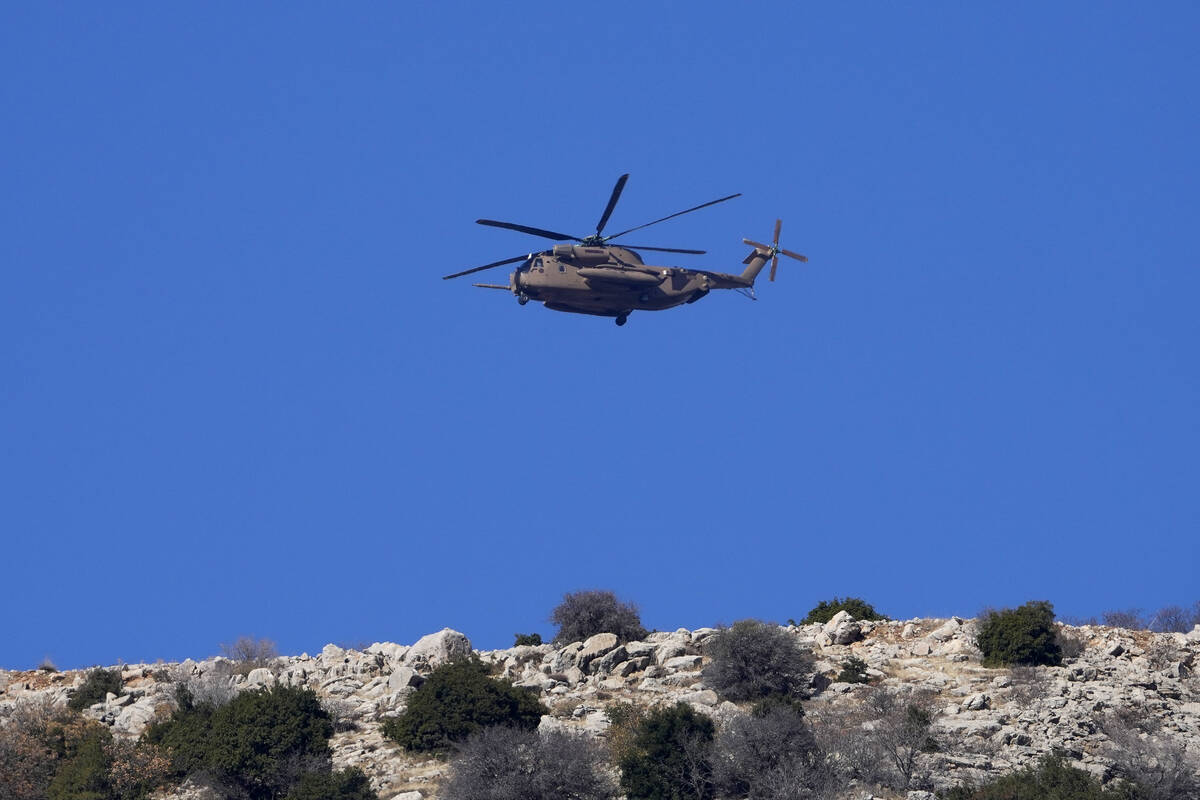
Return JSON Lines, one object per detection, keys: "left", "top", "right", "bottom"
{"left": 443, "top": 173, "right": 807, "bottom": 326}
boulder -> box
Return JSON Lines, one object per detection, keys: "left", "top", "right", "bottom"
{"left": 593, "top": 645, "right": 629, "bottom": 675}
{"left": 928, "top": 618, "right": 963, "bottom": 642}
{"left": 245, "top": 668, "right": 276, "bottom": 689}
{"left": 366, "top": 642, "right": 410, "bottom": 663}
{"left": 552, "top": 643, "right": 584, "bottom": 673}
{"left": 113, "top": 699, "right": 158, "bottom": 737}
{"left": 387, "top": 667, "right": 423, "bottom": 691}
{"left": 403, "top": 629, "right": 472, "bottom": 670}
{"left": 577, "top": 633, "right": 619, "bottom": 672}
{"left": 663, "top": 655, "right": 703, "bottom": 671}
{"left": 963, "top": 692, "right": 990, "bottom": 711}
{"left": 823, "top": 611, "right": 863, "bottom": 645}
{"left": 654, "top": 641, "right": 691, "bottom": 665}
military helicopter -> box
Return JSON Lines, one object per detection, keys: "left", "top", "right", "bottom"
{"left": 443, "top": 174, "right": 807, "bottom": 326}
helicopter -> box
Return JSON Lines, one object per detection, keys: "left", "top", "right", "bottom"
{"left": 443, "top": 174, "right": 808, "bottom": 326}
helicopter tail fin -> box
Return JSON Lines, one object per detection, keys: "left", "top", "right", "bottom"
{"left": 740, "top": 219, "right": 808, "bottom": 284}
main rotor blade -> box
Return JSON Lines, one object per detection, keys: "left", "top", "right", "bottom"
{"left": 476, "top": 219, "right": 580, "bottom": 241}
{"left": 604, "top": 192, "right": 742, "bottom": 241}
{"left": 780, "top": 248, "right": 809, "bottom": 262}
{"left": 443, "top": 253, "right": 529, "bottom": 280}
{"left": 595, "top": 173, "right": 629, "bottom": 236}
{"left": 618, "top": 244, "right": 706, "bottom": 255}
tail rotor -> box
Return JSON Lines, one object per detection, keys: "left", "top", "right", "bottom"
{"left": 743, "top": 219, "right": 808, "bottom": 281}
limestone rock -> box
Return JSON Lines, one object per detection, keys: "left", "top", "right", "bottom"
{"left": 245, "top": 668, "right": 276, "bottom": 689}
{"left": 577, "top": 633, "right": 619, "bottom": 672}
{"left": 552, "top": 642, "right": 584, "bottom": 673}
{"left": 387, "top": 667, "right": 423, "bottom": 691}
{"left": 403, "top": 629, "right": 472, "bottom": 670}
{"left": 113, "top": 699, "right": 158, "bottom": 737}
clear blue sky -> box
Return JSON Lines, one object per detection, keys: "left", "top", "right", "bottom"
{"left": 3, "top": 3, "right": 1197, "bottom": 669}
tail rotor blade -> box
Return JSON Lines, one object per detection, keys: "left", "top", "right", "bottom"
{"left": 769, "top": 254, "right": 779, "bottom": 282}
{"left": 773, "top": 218, "right": 782, "bottom": 247}
{"left": 780, "top": 248, "right": 808, "bottom": 263}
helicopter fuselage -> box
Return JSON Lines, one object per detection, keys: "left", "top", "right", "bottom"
{"left": 509, "top": 244, "right": 745, "bottom": 318}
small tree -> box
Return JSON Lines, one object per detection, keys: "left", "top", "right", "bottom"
{"left": 1102, "top": 608, "right": 1146, "bottom": 630}
{"left": 47, "top": 723, "right": 112, "bottom": 800}
{"left": 1148, "top": 604, "right": 1194, "bottom": 633}
{"left": 380, "top": 658, "right": 547, "bottom": 753}
{"left": 976, "top": 601, "right": 1062, "bottom": 667}
{"left": 619, "top": 702, "right": 715, "bottom": 800}
{"left": 837, "top": 656, "right": 871, "bottom": 684}
{"left": 817, "top": 686, "right": 939, "bottom": 792}
{"left": 284, "top": 768, "right": 379, "bottom": 800}
{"left": 67, "top": 668, "right": 124, "bottom": 711}
{"left": 220, "top": 636, "right": 279, "bottom": 676}
{"left": 711, "top": 704, "right": 834, "bottom": 800}
{"left": 1101, "top": 710, "right": 1200, "bottom": 800}
{"left": 702, "top": 620, "right": 813, "bottom": 703}
{"left": 802, "top": 597, "right": 888, "bottom": 625}
{"left": 550, "top": 590, "right": 647, "bottom": 645}
{"left": 940, "top": 752, "right": 1128, "bottom": 799}
{"left": 441, "top": 726, "right": 616, "bottom": 800}
{"left": 513, "top": 633, "right": 543, "bottom": 647}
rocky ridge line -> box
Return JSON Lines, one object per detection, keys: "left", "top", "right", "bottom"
{"left": 2, "top": 618, "right": 1198, "bottom": 799}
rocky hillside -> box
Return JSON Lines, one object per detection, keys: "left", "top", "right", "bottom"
{"left": 3, "top": 617, "right": 1198, "bottom": 799}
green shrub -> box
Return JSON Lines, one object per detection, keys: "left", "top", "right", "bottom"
{"left": 380, "top": 658, "right": 547, "bottom": 753}
{"left": 837, "top": 655, "right": 871, "bottom": 684}
{"left": 801, "top": 597, "right": 888, "bottom": 624}
{"left": 939, "top": 752, "right": 1129, "bottom": 799}
{"left": 47, "top": 724, "right": 112, "bottom": 800}
{"left": 618, "top": 702, "right": 715, "bottom": 800}
{"left": 513, "top": 633, "right": 543, "bottom": 646}
{"left": 976, "top": 601, "right": 1062, "bottom": 667}
{"left": 551, "top": 590, "right": 647, "bottom": 645}
{"left": 283, "top": 768, "right": 379, "bottom": 800}
{"left": 146, "top": 685, "right": 333, "bottom": 799}
{"left": 702, "top": 620, "right": 813, "bottom": 703}
{"left": 68, "top": 669, "right": 124, "bottom": 712}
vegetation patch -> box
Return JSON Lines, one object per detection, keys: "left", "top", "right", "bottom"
{"left": 976, "top": 601, "right": 1063, "bottom": 667}
{"left": 146, "top": 684, "right": 333, "bottom": 799}
{"left": 551, "top": 589, "right": 647, "bottom": 645}
{"left": 67, "top": 668, "right": 124, "bottom": 711}
{"left": 618, "top": 702, "right": 715, "bottom": 800}
{"left": 800, "top": 597, "right": 888, "bottom": 625}
{"left": 380, "top": 658, "right": 546, "bottom": 753}
{"left": 939, "top": 752, "right": 1130, "bottom": 799}
{"left": 702, "top": 619, "right": 814, "bottom": 703}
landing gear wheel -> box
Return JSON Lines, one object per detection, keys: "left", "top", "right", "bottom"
{"left": 615, "top": 314, "right": 628, "bottom": 326}
{"left": 517, "top": 293, "right": 529, "bottom": 306}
